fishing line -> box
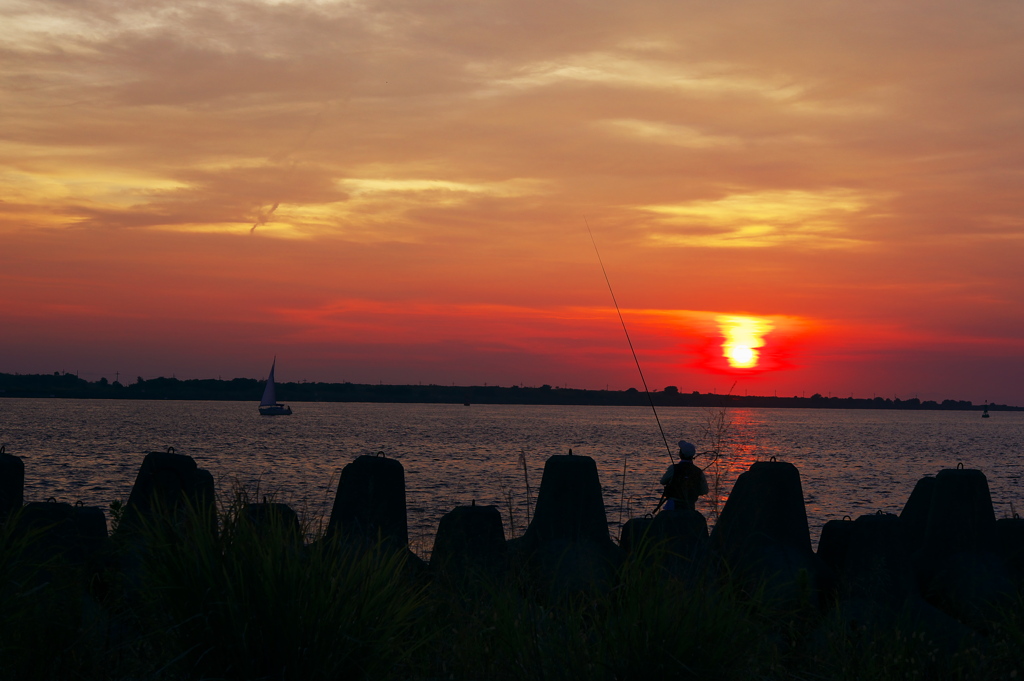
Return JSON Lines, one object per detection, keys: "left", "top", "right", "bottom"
{"left": 586, "top": 218, "right": 675, "bottom": 464}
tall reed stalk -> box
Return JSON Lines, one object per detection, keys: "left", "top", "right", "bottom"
{"left": 617, "top": 451, "right": 628, "bottom": 528}
{"left": 519, "top": 448, "right": 532, "bottom": 526}
{"left": 696, "top": 388, "right": 734, "bottom": 523}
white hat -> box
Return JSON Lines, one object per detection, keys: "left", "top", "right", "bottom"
{"left": 678, "top": 440, "right": 696, "bottom": 458}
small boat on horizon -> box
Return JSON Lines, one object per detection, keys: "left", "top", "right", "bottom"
{"left": 983, "top": 404, "right": 990, "bottom": 418}
{"left": 259, "top": 358, "right": 292, "bottom": 416}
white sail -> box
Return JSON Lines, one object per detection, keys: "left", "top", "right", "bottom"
{"left": 260, "top": 359, "right": 278, "bottom": 406}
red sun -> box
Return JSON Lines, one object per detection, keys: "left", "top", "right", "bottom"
{"left": 689, "top": 314, "right": 796, "bottom": 376}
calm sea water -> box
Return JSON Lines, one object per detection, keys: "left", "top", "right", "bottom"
{"left": 1, "top": 399, "right": 1022, "bottom": 555}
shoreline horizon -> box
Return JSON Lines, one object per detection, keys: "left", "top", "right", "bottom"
{"left": 2, "top": 371, "right": 1021, "bottom": 410}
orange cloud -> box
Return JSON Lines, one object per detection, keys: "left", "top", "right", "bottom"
{"left": 3, "top": 1, "right": 1024, "bottom": 403}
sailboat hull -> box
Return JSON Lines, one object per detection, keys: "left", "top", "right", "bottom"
{"left": 259, "top": 404, "right": 292, "bottom": 416}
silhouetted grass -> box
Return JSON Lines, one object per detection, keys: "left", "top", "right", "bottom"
{"left": 132, "top": 493, "right": 430, "bottom": 681}
{"left": 1, "top": 496, "right": 1022, "bottom": 680}
{"left": 799, "top": 596, "right": 1024, "bottom": 681}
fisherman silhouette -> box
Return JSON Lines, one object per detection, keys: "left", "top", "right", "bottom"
{"left": 659, "top": 440, "right": 709, "bottom": 512}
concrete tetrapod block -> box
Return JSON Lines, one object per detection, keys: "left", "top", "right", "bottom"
{"left": 523, "top": 453, "right": 612, "bottom": 545}
{"left": 0, "top": 447, "right": 24, "bottom": 519}
{"left": 899, "top": 476, "right": 936, "bottom": 555}
{"left": 14, "top": 500, "right": 109, "bottom": 569}
{"left": 817, "top": 518, "right": 855, "bottom": 571}
{"left": 838, "top": 513, "right": 918, "bottom": 606}
{"left": 710, "top": 460, "right": 821, "bottom": 605}
{"left": 241, "top": 502, "right": 302, "bottom": 545}
{"left": 512, "top": 453, "right": 622, "bottom": 596}
{"left": 649, "top": 509, "right": 710, "bottom": 581}
{"left": 431, "top": 503, "right": 507, "bottom": 582}
{"left": 619, "top": 511, "right": 709, "bottom": 580}
{"left": 120, "top": 449, "right": 216, "bottom": 533}
{"left": 712, "top": 460, "right": 813, "bottom": 552}
{"left": 817, "top": 517, "right": 855, "bottom": 599}
{"left": 650, "top": 509, "right": 708, "bottom": 551}
{"left": 327, "top": 454, "right": 408, "bottom": 547}
{"left": 996, "top": 517, "right": 1024, "bottom": 587}
{"left": 916, "top": 468, "right": 1014, "bottom": 626}
{"left": 921, "top": 468, "right": 997, "bottom": 559}
{"left": 619, "top": 517, "right": 655, "bottom": 556}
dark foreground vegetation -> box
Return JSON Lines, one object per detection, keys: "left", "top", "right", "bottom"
{"left": 2, "top": 371, "right": 1018, "bottom": 410}
{"left": 2, "top": 445, "right": 1023, "bottom": 681}
{"left": 3, "top": 497, "right": 1023, "bottom": 681}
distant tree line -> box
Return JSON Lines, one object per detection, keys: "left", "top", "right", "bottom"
{"left": 1, "top": 372, "right": 1019, "bottom": 410}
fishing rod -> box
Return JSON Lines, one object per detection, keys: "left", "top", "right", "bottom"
{"left": 586, "top": 218, "right": 675, "bottom": 465}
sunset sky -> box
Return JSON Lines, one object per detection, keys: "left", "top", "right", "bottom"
{"left": 3, "top": 0, "right": 1023, "bottom": 405}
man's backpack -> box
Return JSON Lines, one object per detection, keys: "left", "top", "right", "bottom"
{"left": 665, "top": 460, "right": 702, "bottom": 501}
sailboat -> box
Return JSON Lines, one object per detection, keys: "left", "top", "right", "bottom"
{"left": 258, "top": 358, "right": 293, "bottom": 416}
